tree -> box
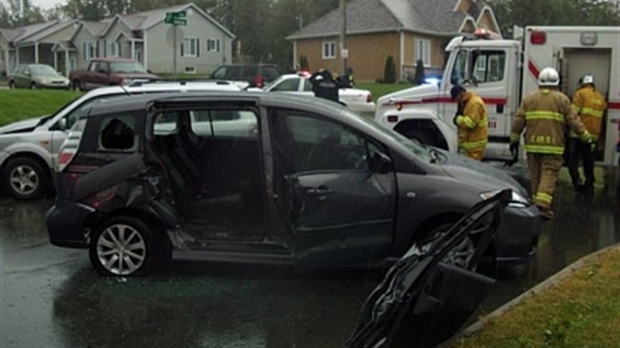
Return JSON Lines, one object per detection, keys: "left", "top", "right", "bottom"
{"left": 488, "top": 0, "right": 619, "bottom": 38}
{"left": 413, "top": 59, "right": 425, "bottom": 85}
{"left": 299, "top": 55, "right": 309, "bottom": 70}
{"left": 383, "top": 55, "right": 396, "bottom": 84}
{"left": 0, "top": 0, "right": 46, "bottom": 28}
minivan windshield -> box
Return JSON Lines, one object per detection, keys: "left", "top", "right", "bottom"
{"left": 340, "top": 109, "right": 434, "bottom": 162}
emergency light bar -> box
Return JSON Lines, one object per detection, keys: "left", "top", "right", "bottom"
{"left": 473, "top": 28, "right": 502, "bottom": 40}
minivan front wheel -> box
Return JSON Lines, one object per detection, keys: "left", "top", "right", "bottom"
{"left": 416, "top": 222, "right": 476, "bottom": 269}
{"left": 2, "top": 157, "right": 48, "bottom": 200}
{"left": 89, "top": 216, "right": 156, "bottom": 277}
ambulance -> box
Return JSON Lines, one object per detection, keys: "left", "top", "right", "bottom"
{"left": 376, "top": 26, "right": 620, "bottom": 168}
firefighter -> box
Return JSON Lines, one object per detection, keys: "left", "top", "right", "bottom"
{"left": 450, "top": 85, "right": 488, "bottom": 161}
{"left": 509, "top": 67, "right": 594, "bottom": 220}
{"left": 567, "top": 74, "right": 607, "bottom": 191}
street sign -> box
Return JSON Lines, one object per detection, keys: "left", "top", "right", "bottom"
{"left": 165, "top": 11, "right": 187, "bottom": 26}
{"left": 166, "top": 25, "right": 184, "bottom": 47}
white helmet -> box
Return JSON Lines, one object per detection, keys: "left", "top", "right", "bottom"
{"left": 538, "top": 67, "right": 560, "bottom": 87}
{"left": 580, "top": 74, "right": 594, "bottom": 85}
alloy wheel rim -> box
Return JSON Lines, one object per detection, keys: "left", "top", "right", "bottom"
{"left": 9, "top": 165, "right": 39, "bottom": 195}
{"left": 442, "top": 236, "right": 475, "bottom": 268}
{"left": 96, "top": 224, "right": 146, "bottom": 275}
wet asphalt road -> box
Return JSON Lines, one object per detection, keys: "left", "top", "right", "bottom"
{"left": 1, "top": 178, "right": 618, "bottom": 348}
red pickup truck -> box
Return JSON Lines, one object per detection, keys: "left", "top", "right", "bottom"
{"left": 69, "top": 57, "right": 160, "bottom": 91}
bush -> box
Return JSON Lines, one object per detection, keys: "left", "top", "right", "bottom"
{"left": 299, "top": 55, "right": 309, "bottom": 70}
{"left": 413, "top": 59, "right": 425, "bottom": 85}
{"left": 383, "top": 55, "right": 396, "bottom": 83}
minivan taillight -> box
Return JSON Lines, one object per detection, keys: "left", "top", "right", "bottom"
{"left": 58, "top": 149, "right": 76, "bottom": 172}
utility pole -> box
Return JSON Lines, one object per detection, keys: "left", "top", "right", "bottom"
{"left": 340, "top": 0, "right": 347, "bottom": 74}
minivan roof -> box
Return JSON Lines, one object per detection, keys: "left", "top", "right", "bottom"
{"left": 82, "top": 91, "right": 336, "bottom": 118}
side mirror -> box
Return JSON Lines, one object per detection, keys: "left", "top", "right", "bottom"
{"left": 371, "top": 152, "right": 392, "bottom": 174}
{"left": 58, "top": 118, "right": 67, "bottom": 131}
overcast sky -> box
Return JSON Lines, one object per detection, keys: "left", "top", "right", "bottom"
{"left": 34, "top": 0, "right": 63, "bottom": 10}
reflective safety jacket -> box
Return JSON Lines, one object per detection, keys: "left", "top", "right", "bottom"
{"left": 510, "top": 88, "right": 589, "bottom": 155}
{"left": 571, "top": 86, "right": 607, "bottom": 139}
{"left": 456, "top": 92, "right": 488, "bottom": 151}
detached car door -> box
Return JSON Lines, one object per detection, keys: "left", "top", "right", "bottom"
{"left": 269, "top": 109, "right": 397, "bottom": 272}
{"left": 346, "top": 190, "right": 511, "bottom": 348}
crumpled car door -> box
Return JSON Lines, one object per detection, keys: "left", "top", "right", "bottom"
{"left": 347, "top": 189, "right": 511, "bottom": 348}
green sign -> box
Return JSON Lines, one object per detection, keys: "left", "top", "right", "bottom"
{"left": 165, "top": 11, "right": 187, "bottom": 25}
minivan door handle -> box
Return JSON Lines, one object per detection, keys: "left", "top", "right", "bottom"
{"left": 305, "top": 186, "right": 334, "bottom": 198}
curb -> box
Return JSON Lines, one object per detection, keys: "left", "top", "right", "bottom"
{"left": 457, "top": 243, "right": 620, "bottom": 339}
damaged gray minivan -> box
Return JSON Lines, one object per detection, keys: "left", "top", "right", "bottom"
{"left": 46, "top": 91, "right": 540, "bottom": 277}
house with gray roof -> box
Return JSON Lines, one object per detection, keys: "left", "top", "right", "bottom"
{"left": 286, "top": 0, "right": 501, "bottom": 81}
{"left": 68, "top": 2, "right": 235, "bottom": 75}
{"left": 0, "top": 20, "right": 78, "bottom": 75}
{"left": 1, "top": 2, "right": 235, "bottom": 77}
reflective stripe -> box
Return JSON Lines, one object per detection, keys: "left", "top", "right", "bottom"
{"left": 525, "top": 111, "right": 564, "bottom": 122}
{"left": 510, "top": 133, "right": 520, "bottom": 142}
{"left": 535, "top": 192, "right": 553, "bottom": 204}
{"left": 579, "top": 131, "right": 592, "bottom": 142}
{"left": 524, "top": 144, "right": 564, "bottom": 155}
{"left": 568, "top": 131, "right": 597, "bottom": 140}
{"left": 460, "top": 115, "right": 477, "bottom": 129}
{"left": 571, "top": 104, "right": 582, "bottom": 113}
{"left": 460, "top": 140, "right": 488, "bottom": 150}
{"left": 581, "top": 107, "right": 604, "bottom": 118}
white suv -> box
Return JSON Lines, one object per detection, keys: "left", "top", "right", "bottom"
{"left": 0, "top": 81, "right": 242, "bottom": 199}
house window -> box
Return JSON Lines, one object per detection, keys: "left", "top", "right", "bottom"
{"left": 184, "top": 66, "right": 196, "bottom": 74}
{"left": 182, "top": 38, "right": 199, "bottom": 57}
{"left": 108, "top": 42, "right": 119, "bottom": 57}
{"left": 83, "top": 41, "right": 97, "bottom": 60}
{"left": 207, "top": 39, "right": 220, "bottom": 52}
{"left": 322, "top": 41, "right": 336, "bottom": 59}
{"left": 414, "top": 38, "right": 431, "bottom": 67}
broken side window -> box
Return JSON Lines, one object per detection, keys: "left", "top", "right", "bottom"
{"left": 98, "top": 113, "right": 138, "bottom": 152}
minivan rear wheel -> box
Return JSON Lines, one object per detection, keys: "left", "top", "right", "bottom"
{"left": 89, "top": 216, "right": 157, "bottom": 277}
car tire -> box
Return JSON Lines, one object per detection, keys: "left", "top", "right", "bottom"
{"left": 30, "top": 82, "right": 37, "bottom": 89}
{"left": 8, "top": 80, "right": 15, "bottom": 89}
{"left": 1, "top": 157, "right": 48, "bottom": 200}
{"left": 89, "top": 216, "right": 157, "bottom": 277}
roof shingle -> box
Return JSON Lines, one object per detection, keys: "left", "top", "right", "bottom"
{"left": 287, "top": 0, "right": 478, "bottom": 40}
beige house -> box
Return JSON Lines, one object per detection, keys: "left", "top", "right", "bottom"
{"left": 287, "top": 0, "right": 502, "bottom": 82}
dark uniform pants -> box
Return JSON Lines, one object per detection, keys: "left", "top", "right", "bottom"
{"left": 567, "top": 137, "right": 596, "bottom": 187}
{"left": 527, "top": 154, "right": 563, "bottom": 209}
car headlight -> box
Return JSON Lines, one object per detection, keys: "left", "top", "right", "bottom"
{"left": 480, "top": 190, "right": 529, "bottom": 208}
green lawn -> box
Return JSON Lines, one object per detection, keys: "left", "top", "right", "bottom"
{"left": 0, "top": 82, "right": 412, "bottom": 127}
{"left": 0, "top": 89, "right": 82, "bottom": 126}
{"left": 356, "top": 82, "right": 413, "bottom": 100}
{"left": 448, "top": 245, "right": 620, "bottom": 348}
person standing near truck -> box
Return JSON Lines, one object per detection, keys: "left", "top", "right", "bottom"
{"left": 567, "top": 74, "right": 608, "bottom": 191}
{"left": 509, "top": 67, "right": 594, "bottom": 220}
{"left": 450, "top": 85, "right": 488, "bottom": 161}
